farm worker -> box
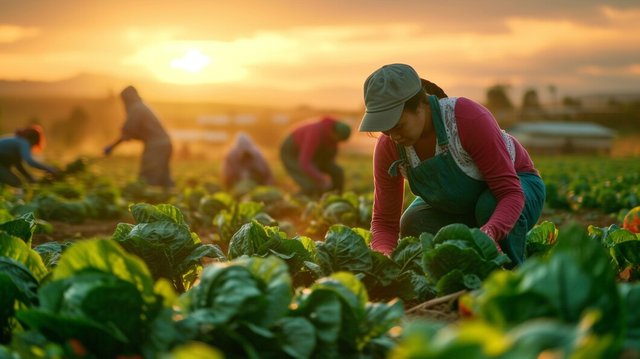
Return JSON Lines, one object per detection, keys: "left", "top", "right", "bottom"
{"left": 0, "top": 124, "right": 59, "bottom": 187}
{"left": 280, "top": 116, "right": 351, "bottom": 196}
{"left": 222, "top": 132, "right": 274, "bottom": 189}
{"left": 359, "top": 64, "right": 545, "bottom": 266}
{"left": 103, "top": 85, "right": 175, "bottom": 188}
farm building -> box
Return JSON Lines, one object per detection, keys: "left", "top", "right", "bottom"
{"left": 507, "top": 121, "right": 616, "bottom": 155}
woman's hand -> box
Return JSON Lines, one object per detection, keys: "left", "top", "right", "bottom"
{"left": 481, "top": 226, "right": 504, "bottom": 254}
{"left": 48, "top": 166, "right": 61, "bottom": 176}
{"left": 103, "top": 145, "right": 114, "bottom": 156}
{"left": 320, "top": 177, "right": 333, "bottom": 191}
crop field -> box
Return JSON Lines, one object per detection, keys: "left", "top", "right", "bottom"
{"left": 2, "top": 153, "right": 640, "bottom": 358}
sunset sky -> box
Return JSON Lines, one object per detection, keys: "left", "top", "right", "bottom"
{"left": 1, "top": 0, "right": 639, "bottom": 109}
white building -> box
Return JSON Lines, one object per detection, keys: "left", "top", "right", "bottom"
{"left": 508, "top": 122, "right": 616, "bottom": 155}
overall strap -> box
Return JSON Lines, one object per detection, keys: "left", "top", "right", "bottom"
{"left": 388, "top": 145, "right": 407, "bottom": 177}
{"left": 428, "top": 95, "right": 449, "bottom": 146}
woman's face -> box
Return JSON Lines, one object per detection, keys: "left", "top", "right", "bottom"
{"left": 382, "top": 102, "right": 430, "bottom": 146}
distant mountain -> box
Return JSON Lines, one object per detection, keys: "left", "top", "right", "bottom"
{"left": 0, "top": 73, "right": 362, "bottom": 111}
{"left": 0, "top": 73, "right": 133, "bottom": 99}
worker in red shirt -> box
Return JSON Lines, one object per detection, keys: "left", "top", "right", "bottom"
{"left": 280, "top": 116, "right": 351, "bottom": 197}
{"left": 359, "top": 63, "right": 545, "bottom": 266}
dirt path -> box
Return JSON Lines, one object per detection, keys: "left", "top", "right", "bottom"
{"left": 32, "top": 218, "right": 131, "bottom": 246}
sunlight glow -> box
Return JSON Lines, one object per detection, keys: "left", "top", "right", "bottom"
{"left": 0, "top": 25, "right": 39, "bottom": 43}
{"left": 170, "top": 49, "right": 210, "bottom": 73}
{"left": 126, "top": 41, "right": 253, "bottom": 85}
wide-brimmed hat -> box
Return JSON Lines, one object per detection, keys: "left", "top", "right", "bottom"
{"left": 359, "top": 63, "right": 422, "bottom": 132}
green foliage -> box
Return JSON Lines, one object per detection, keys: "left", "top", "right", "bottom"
{"left": 303, "top": 192, "right": 373, "bottom": 236}
{"left": 422, "top": 224, "right": 511, "bottom": 295}
{"left": 390, "top": 314, "right": 612, "bottom": 359}
{"left": 212, "top": 200, "right": 266, "bottom": 249}
{"left": 0, "top": 213, "right": 38, "bottom": 246}
{"left": 525, "top": 221, "right": 558, "bottom": 258}
{"left": 470, "top": 223, "right": 624, "bottom": 356}
{"left": 16, "top": 239, "right": 178, "bottom": 359}
{"left": 227, "top": 220, "right": 315, "bottom": 286}
{"left": 588, "top": 224, "right": 640, "bottom": 274}
{"left": 538, "top": 157, "right": 640, "bottom": 214}
{"left": 111, "top": 203, "right": 224, "bottom": 292}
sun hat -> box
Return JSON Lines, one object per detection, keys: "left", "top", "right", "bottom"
{"left": 359, "top": 63, "right": 422, "bottom": 132}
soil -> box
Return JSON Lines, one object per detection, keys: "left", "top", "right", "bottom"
{"left": 404, "top": 290, "right": 465, "bottom": 323}
{"left": 32, "top": 218, "right": 132, "bottom": 246}
{"left": 32, "top": 207, "right": 619, "bottom": 247}
{"left": 540, "top": 208, "right": 620, "bottom": 229}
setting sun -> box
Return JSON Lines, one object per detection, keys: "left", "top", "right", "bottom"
{"left": 127, "top": 41, "right": 250, "bottom": 85}
{"left": 171, "top": 49, "right": 210, "bottom": 73}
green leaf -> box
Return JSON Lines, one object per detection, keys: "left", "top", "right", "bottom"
{"left": 274, "top": 317, "right": 316, "bottom": 359}
{"left": 52, "top": 239, "right": 157, "bottom": 305}
{"left": 228, "top": 220, "right": 269, "bottom": 259}
{"left": 433, "top": 223, "right": 473, "bottom": 245}
{"left": 0, "top": 233, "right": 47, "bottom": 281}
{"left": 33, "top": 241, "right": 73, "bottom": 270}
{"left": 0, "top": 257, "right": 40, "bottom": 306}
{"left": 292, "top": 289, "right": 342, "bottom": 344}
{"left": 313, "top": 271, "right": 369, "bottom": 315}
{"left": 0, "top": 213, "right": 37, "bottom": 244}
{"left": 358, "top": 299, "right": 404, "bottom": 350}
{"left": 184, "top": 264, "right": 263, "bottom": 325}
{"left": 363, "top": 251, "right": 416, "bottom": 301}
{"left": 130, "top": 203, "right": 186, "bottom": 225}
{"left": 316, "top": 225, "right": 372, "bottom": 276}
{"left": 239, "top": 256, "right": 293, "bottom": 327}
{"left": 166, "top": 342, "right": 224, "bottom": 359}
{"left": 392, "top": 236, "right": 423, "bottom": 273}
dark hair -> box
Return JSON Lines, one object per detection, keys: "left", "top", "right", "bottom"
{"left": 422, "top": 79, "right": 448, "bottom": 99}
{"left": 403, "top": 78, "right": 448, "bottom": 112}
{"left": 15, "top": 124, "right": 45, "bottom": 151}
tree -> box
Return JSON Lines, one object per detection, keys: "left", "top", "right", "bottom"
{"left": 486, "top": 84, "right": 514, "bottom": 111}
{"left": 485, "top": 84, "right": 515, "bottom": 125}
{"left": 562, "top": 96, "right": 582, "bottom": 109}
{"left": 520, "top": 88, "right": 547, "bottom": 121}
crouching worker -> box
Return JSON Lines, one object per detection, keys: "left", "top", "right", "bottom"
{"left": 359, "top": 63, "right": 545, "bottom": 267}
{"left": 280, "top": 116, "right": 351, "bottom": 197}
{"left": 222, "top": 132, "right": 274, "bottom": 189}
{"left": 0, "top": 125, "right": 59, "bottom": 187}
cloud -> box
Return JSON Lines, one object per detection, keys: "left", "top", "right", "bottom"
{"left": 0, "top": 24, "right": 39, "bottom": 43}
{"left": 0, "top": 2, "right": 638, "bottom": 107}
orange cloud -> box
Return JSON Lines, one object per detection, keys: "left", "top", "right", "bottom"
{"left": 0, "top": 24, "right": 39, "bottom": 43}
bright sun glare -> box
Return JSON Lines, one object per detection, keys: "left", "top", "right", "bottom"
{"left": 133, "top": 41, "right": 249, "bottom": 84}
{"left": 170, "top": 49, "right": 210, "bottom": 73}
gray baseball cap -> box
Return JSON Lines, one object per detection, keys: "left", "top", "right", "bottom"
{"left": 359, "top": 63, "right": 422, "bottom": 132}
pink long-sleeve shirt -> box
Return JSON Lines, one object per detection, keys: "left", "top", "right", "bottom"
{"left": 371, "top": 97, "right": 538, "bottom": 255}
{"left": 291, "top": 117, "right": 339, "bottom": 184}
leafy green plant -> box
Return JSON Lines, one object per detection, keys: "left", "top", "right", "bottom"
{"left": 175, "top": 256, "right": 295, "bottom": 358}
{"left": 588, "top": 224, "right": 640, "bottom": 277}
{"left": 390, "top": 313, "right": 612, "bottom": 359}
{"left": 525, "top": 221, "right": 558, "bottom": 258}
{"left": 227, "top": 220, "right": 316, "bottom": 286}
{"left": 111, "top": 203, "right": 224, "bottom": 292}
{"left": 0, "top": 235, "right": 47, "bottom": 344}
{"left": 15, "top": 239, "right": 179, "bottom": 359}
{"left": 422, "top": 223, "right": 511, "bottom": 295}
{"left": 469, "top": 223, "right": 625, "bottom": 357}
